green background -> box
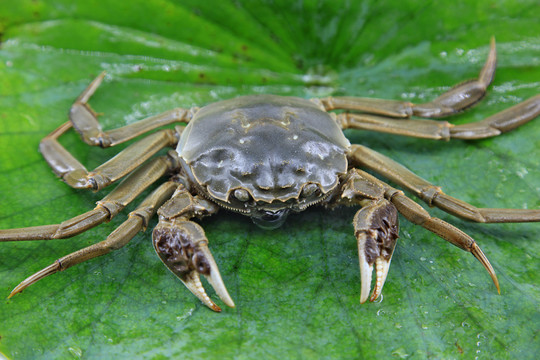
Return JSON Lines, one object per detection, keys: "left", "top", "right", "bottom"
{"left": 0, "top": 1, "right": 539, "bottom": 359}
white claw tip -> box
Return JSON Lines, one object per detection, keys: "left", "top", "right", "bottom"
{"left": 359, "top": 259, "right": 374, "bottom": 304}
{"left": 358, "top": 246, "right": 393, "bottom": 304}
{"left": 370, "top": 257, "right": 391, "bottom": 302}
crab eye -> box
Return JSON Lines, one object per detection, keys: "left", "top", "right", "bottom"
{"left": 233, "top": 189, "right": 250, "bottom": 202}
{"left": 301, "top": 183, "right": 320, "bottom": 198}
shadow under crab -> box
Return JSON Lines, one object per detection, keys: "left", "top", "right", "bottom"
{"left": 1, "top": 38, "right": 540, "bottom": 311}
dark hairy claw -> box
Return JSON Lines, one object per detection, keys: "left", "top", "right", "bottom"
{"left": 354, "top": 199, "right": 399, "bottom": 303}
{"left": 153, "top": 221, "right": 234, "bottom": 311}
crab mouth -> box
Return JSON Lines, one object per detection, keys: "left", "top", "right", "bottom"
{"left": 252, "top": 208, "right": 290, "bottom": 229}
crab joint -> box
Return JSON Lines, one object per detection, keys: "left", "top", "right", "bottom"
{"left": 152, "top": 220, "right": 234, "bottom": 311}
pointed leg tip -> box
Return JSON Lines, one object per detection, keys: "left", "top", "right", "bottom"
{"left": 94, "top": 71, "right": 107, "bottom": 83}
{"left": 8, "top": 271, "right": 50, "bottom": 299}
{"left": 494, "top": 277, "right": 501, "bottom": 295}
{"left": 470, "top": 243, "right": 500, "bottom": 294}
{"left": 8, "top": 280, "right": 30, "bottom": 298}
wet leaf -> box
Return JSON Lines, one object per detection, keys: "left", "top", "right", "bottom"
{"left": 1, "top": 1, "right": 539, "bottom": 359}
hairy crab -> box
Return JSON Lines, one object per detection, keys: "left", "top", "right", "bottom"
{"left": 1, "top": 39, "right": 539, "bottom": 311}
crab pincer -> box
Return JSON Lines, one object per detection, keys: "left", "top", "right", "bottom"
{"left": 354, "top": 199, "right": 399, "bottom": 303}
{"left": 153, "top": 220, "right": 234, "bottom": 311}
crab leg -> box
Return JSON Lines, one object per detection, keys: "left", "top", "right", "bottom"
{"left": 387, "top": 186, "right": 500, "bottom": 293}
{"left": 0, "top": 153, "right": 180, "bottom": 242}
{"left": 152, "top": 187, "right": 234, "bottom": 311}
{"left": 350, "top": 144, "right": 540, "bottom": 222}
{"left": 337, "top": 169, "right": 399, "bottom": 303}
{"left": 318, "top": 38, "right": 497, "bottom": 118}
{"left": 40, "top": 122, "right": 179, "bottom": 190}
{"left": 337, "top": 95, "right": 540, "bottom": 140}
{"left": 70, "top": 72, "right": 192, "bottom": 147}
{"left": 338, "top": 168, "right": 500, "bottom": 302}
{"left": 350, "top": 169, "right": 500, "bottom": 294}
{"left": 8, "top": 181, "right": 178, "bottom": 298}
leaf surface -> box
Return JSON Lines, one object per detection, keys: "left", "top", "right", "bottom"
{"left": 0, "top": 1, "right": 539, "bottom": 359}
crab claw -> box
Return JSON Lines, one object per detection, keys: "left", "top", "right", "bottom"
{"left": 354, "top": 200, "right": 399, "bottom": 303}
{"left": 153, "top": 220, "right": 235, "bottom": 311}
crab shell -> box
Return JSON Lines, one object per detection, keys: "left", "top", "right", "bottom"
{"left": 177, "top": 95, "right": 350, "bottom": 207}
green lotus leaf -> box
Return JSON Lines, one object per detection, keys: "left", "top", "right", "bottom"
{"left": 1, "top": 1, "right": 539, "bottom": 359}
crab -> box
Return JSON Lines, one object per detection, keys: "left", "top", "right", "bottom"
{"left": 1, "top": 39, "right": 540, "bottom": 312}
